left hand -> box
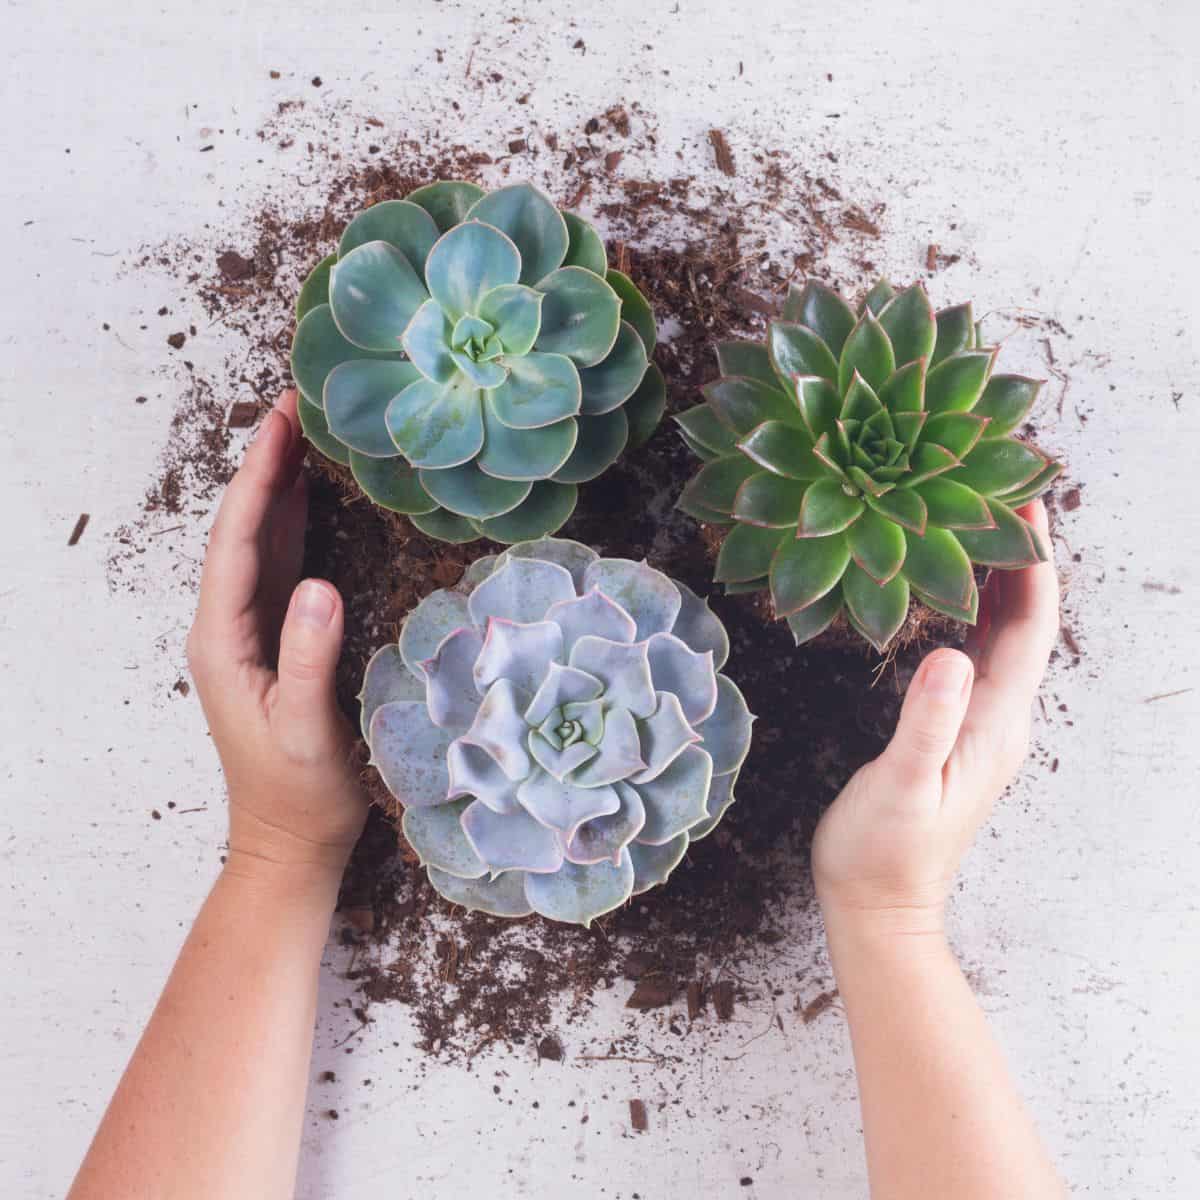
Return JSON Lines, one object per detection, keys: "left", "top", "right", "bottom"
{"left": 186, "top": 389, "right": 367, "bottom": 878}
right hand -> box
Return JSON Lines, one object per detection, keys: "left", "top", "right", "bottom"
{"left": 812, "top": 501, "right": 1059, "bottom": 936}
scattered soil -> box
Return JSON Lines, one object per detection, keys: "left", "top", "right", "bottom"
{"left": 67, "top": 513, "right": 90, "bottom": 546}
{"left": 114, "top": 85, "right": 1075, "bottom": 1065}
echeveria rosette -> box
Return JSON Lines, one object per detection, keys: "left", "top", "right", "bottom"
{"left": 290, "top": 181, "right": 665, "bottom": 544}
{"left": 359, "top": 538, "right": 753, "bottom": 927}
{"left": 675, "top": 278, "right": 1063, "bottom": 651}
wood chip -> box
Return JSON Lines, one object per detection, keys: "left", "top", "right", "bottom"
{"left": 67, "top": 513, "right": 90, "bottom": 546}
{"left": 629, "top": 1098, "right": 648, "bottom": 1132}
{"left": 1060, "top": 624, "right": 1081, "bottom": 656}
{"left": 712, "top": 980, "right": 735, "bottom": 1020}
{"left": 686, "top": 980, "right": 704, "bottom": 1020}
{"left": 622, "top": 950, "right": 655, "bottom": 980}
{"left": 342, "top": 907, "right": 375, "bottom": 936}
{"left": 926, "top": 243, "right": 938, "bottom": 270}
{"left": 800, "top": 990, "right": 838, "bottom": 1024}
{"left": 1061, "top": 486, "right": 1082, "bottom": 511}
{"left": 604, "top": 149, "right": 624, "bottom": 173}
{"left": 709, "top": 128, "right": 736, "bottom": 176}
{"left": 227, "top": 401, "right": 259, "bottom": 428}
{"left": 625, "top": 975, "right": 677, "bottom": 1010}
{"left": 537, "top": 1035, "right": 563, "bottom": 1062}
{"left": 507, "top": 138, "right": 527, "bottom": 154}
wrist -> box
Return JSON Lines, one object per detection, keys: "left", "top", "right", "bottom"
{"left": 819, "top": 896, "right": 949, "bottom": 956}
{"left": 220, "top": 848, "right": 346, "bottom": 906}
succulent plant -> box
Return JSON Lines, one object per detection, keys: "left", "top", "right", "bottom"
{"left": 359, "top": 538, "right": 753, "bottom": 926}
{"left": 676, "top": 278, "right": 1062, "bottom": 650}
{"left": 290, "top": 181, "right": 664, "bottom": 544}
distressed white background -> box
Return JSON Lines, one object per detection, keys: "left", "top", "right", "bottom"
{"left": 2, "top": 1, "right": 1198, "bottom": 1196}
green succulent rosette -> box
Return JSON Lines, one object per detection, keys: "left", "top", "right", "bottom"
{"left": 291, "top": 181, "right": 665, "bottom": 544}
{"left": 676, "top": 278, "right": 1062, "bottom": 651}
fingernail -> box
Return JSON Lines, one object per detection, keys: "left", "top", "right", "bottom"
{"left": 922, "top": 654, "right": 971, "bottom": 703}
{"left": 293, "top": 580, "right": 335, "bottom": 627}
{"left": 252, "top": 410, "right": 280, "bottom": 449}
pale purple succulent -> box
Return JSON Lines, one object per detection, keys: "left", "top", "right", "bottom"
{"left": 360, "top": 538, "right": 754, "bottom": 926}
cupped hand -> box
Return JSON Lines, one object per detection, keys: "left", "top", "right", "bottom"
{"left": 186, "top": 389, "right": 367, "bottom": 878}
{"left": 813, "top": 501, "right": 1059, "bottom": 936}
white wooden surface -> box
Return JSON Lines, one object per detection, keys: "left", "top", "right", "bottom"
{"left": 2, "top": 1, "right": 1198, "bottom": 1196}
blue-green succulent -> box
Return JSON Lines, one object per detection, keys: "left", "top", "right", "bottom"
{"left": 291, "top": 181, "right": 665, "bottom": 544}
{"left": 360, "top": 538, "right": 754, "bottom": 927}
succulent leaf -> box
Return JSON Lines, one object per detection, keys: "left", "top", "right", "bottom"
{"left": 292, "top": 303, "right": 403, "bottom": 407}
{"left": 296, "top": 253, "right": 336, "bottom": 322}
{"left": 524, "top": 852, "right": 635, "bottom": 927}
{"left": 606, "top": 269, "right": 657, "bottom": 355}
{"left": 418, "top": 461, "right": 531, "bottom": 521}
{"left": 426, "top": 866, "right": 534, "bottom": 917}
{"left": 579, "top": 321, "right": 649, "bottom": 414}
{"left": 360, "top": 644, "right": 424, "bottom": 739}
{"left": 767, "top": 322, "right": 839, "bottom": 386}
{"left": 409, "top": 507, "right": 483, "bottom": 544}
{"left": 952, "top": 499, "right": 1047, "bottom": 567}
{"left": 973, "top": 374, "right": 1042, "bottom": 438}
{"left": 952, "top": 437, "right": 1048, "bottom": 496}
{"left": 463, "top": 798, "right": 565, "bottom": 874}
{"left": 784, "top": 587, "right": 844, "bottom": 645}
{"left": 924, "top": 349, "right": 994, "bottom": 414}
{"left": 847, "top": 505, "right": 907, "bottom": 584}
{"left": 561, "top": 211, "right": 608, "bottom": 275}
{"left": 838, "top": 311, "right": 896, "bottom": 395}
{"left": 330, "top": 241, "right": 429, "bottom": 351}
{"left": 703, "top": 376, "right": 797, "bottom": 434}
{"left": 634, "top": 745, "right": 713, "bottom": 844}
{"left": 798, "top": 478, "right": 866, "bottom": 538}
{"left": 782, "top": 280, "right": 856, "bottom": 357}
{"left": 623, "top": 364, "right": 667, "bottom": 451}
{"left": 769, "top": 532, "right": 851, "bottom": 616}
{"left": 478, "top": 401, "right": 577, "bottom": 481}
{"left": 324, "top": 360, "right": 422, "bottom": 457}
{"left": 737, "top": 421, "right": 820, "bottom": 480}
{"left": 581, "top": 558, "right": 683, "bottom": 641}
{"left": 913, "top": 476, "right": 995, "bottom": 530}
{"left": 385, "top": 375, "right": 484, "bottom": 469}
{"left": 877, "top": 284, "right": 936, "bottom": 367}
{"left": 476, "top": 482, "right": 579, "bottom": 544}
{"left": 628, "top": 835, "right": 690, "bottom": 895}
{"left": 676, "top": 405, "right": 738, "bottom": 458}
{"left": 921, "top": 411, "right": 989, "bottom": 459}
{"left": 878, "top": 357, "right": 927, "bottom": 415}
{"left": 486, "top": 351, "right": 580, "bottom": 429}
{"left": 901, "top": 526, "right": 976, "bottom": 614}
{"left": 535, "top": 267, "right": 621, "bottom": 366}
{"left": 715, "top": 522, "right": 791, "bottom": 582}
{"left": 679, "top": 453, "right": 759, "bottom": 516}
{"left": 475, "top": 283, "right": 544, "bottom": 357}
{"left": 860, "top": 278, "right": 897, "bottom": 315}
{"left": 406, "top": 180, "right": 487, "bottom": 232}
{"left": 338, "top": 199, "right": 440, "bottom": 273}
{"left": 401, "top": 799, "right": 487, "bottom": 877}
{"left": 931, "top": 302, "right": 974, "bottom": 365}
{"left": 694, "top": 675, "right": 754, "bottom": 776}
{"left": 733, "top": 472, "right": 809, "bottom": 527}
{"left": 425, "top": 220, "right": 522, "bottom": 321}
{"left": 368, "top": 700, "right": 454, "bottom": 808}
{"left": 715, "top": 340, "right": 776, "bottom": 386}
{"left": 842, "top": 562, "right": 910, "bottom": 652}
{"left": 995, "top": 459, "right": 1063, "bottom": 506}
{"left": 670, "top": 581, "right": 730, "bottom": 669}
{"left": 466, "top": 183, "right": 569, "bottom": 287}
{"left": 297, "top": 393, "right": 351, "bottom": 466}
{"left": 553, "top": 409, "right": 628, "bottom": 484}
{"left": 646, "top": 633, "right": 718, "bottom": 724}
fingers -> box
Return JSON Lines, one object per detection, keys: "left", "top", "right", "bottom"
{"left": 195, "top": 390, "right": 302, "bottom": 645}
{"left": 975, "top": 500, "right": 1059, "bottom": 699}
{"left": 878, "top": 648, "right": 975, "bottom": 789}
{"left": 274, "top": 579, "right": 346, "bottom": 750}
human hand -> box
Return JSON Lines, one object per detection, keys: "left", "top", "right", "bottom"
{"left": 812, "top": 501, "right": 1059, "bottom": 938}
{"left": 186, "top": 389, "right": 367, "bottom": 882}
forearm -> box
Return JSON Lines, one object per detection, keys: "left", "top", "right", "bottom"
{"left": 824, "top": 910, "right": 1063, "bottom": 1200}
{"left": 69, "top": 853, "right": 341, "bottom": 1200}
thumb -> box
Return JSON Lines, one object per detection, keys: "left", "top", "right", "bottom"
{"left": 275, "top": 578, "right": 345, "bottom": 741}
{"left": 879, "top": 648, "right": 974, "bottom": 787}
